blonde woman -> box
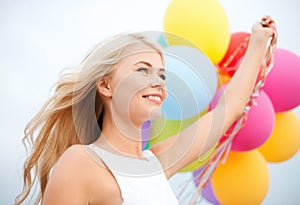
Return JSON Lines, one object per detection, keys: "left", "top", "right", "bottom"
{"left": 15, "top": 16, "right": 275, "bottom": 205}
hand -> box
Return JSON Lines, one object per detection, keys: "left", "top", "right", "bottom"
{"left": 250, "top": 16, "right": 277, "bottom": 46}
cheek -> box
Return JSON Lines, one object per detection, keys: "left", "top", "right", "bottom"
{"left": 111, "top": 73, "right": 149, "bottom": 114}
{"left": 162, "top": 87, "right": 168, "bottom": 102}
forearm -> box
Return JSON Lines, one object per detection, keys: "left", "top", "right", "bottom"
{"left": 222, "top": 36, "right": 268, "bottom": 117}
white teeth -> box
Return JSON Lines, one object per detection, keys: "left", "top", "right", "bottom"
{"left": 148, "top": 95, "right": 161, "bottom": 101}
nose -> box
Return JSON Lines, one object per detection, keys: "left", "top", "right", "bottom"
{"left": 149, "top": 73, "right": 166, "bottom": 88}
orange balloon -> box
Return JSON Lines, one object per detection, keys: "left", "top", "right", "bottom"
{"left": 258, "top": 110, "right": 300, "bottom": 162}
{"left": 211, "top": 150, "right": 269, "bottom": 205}
{"left": 217, "top": 70, "right": 231, "bottom": 88}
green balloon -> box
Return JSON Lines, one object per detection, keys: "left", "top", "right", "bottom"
{"left": 180, "top": 144, "right": 216, "bottom": 172}
{"left": 148, "top": 108, "right": 217, "bottom": 172}
{"left": 149, "top": 109, "right": 207, "bottom": 146}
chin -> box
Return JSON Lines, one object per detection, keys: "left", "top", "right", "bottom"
{"left": 129, "top": 106, "right": 163, "bottom": 127}
{"left": 148, "top": 107, "right": 162, "bottom": 120}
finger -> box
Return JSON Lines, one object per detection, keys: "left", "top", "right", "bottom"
{"left": 261, "top": 20, "right": 275, "bottom": 28}
{"left": 261, "top": 16, "right": 275, "bottom": 26}
{"left": 262, "top": 15, "right": 270, "bottom": 21}
{"left": 261, "top": 21, "right": 270, "bottom": 27}
{"left": 262, "top": 15, "right": 272, "bottom": 21}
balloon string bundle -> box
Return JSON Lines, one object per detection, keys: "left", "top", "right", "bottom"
{"left": 177, "top": 19, "right": 278, "bottom": 204}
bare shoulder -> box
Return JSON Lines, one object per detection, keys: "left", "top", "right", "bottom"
{"left": 51, "top": 144, "right": 94, "bottom": 177}
{"left": 42, "top": 145, "right": 93, "bottom": 204}
{"left": 55, "top": 144, "right": 91, "bottom": 167}
{"left": 42, "top": 144, "right": 122, "bottom": 205}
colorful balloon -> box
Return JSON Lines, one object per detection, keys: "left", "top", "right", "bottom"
{"left": 148, "top": 109, "right": 215, "bottom": 172}
{"left": 193, "top": 168, "right": 221, "bottom": 205}
{"left": 142, "top": 120, "right": 151, "bottom": 150}
{"left": 209, "top": 84, "right": 226, "bottom": 111}
{"left": 192, "top": 166, "right": 203, "bottom": 187}
{"left": 162, "top": 45, "right": 218, "bottom": 120}
{"left": 231, "top": 91, "right": 275, "bottom": 151}
{"left": 216, "top": 70, "right": 231, "bottom": 89}
{"left": 157, "top": 34, "right": 168, "bottom": 47}
{"left": 218, "top": 32, "right": 250, "bottom": 76}
{"left": 149, "top": 111, "right": 206, "bottom": 146}
{"left": 263, "top": 48, "right": 300, "bottom": 112}
{"left": 211, "top": 150, "right": 270, "bottom": 205}
{"left": 201, "top": 181, "right": 221, "bottom": 205}
{"left": 164, "top": 0, "right": 230, "bottom": 64}
{"left": 258, "top": 110, "right": 300, "bottom": 162}
{"left": 180, "top": 143, "right": 215, "bottom": 172}
{"left": 209, "top": 84, "right": 276, "bottom": 151}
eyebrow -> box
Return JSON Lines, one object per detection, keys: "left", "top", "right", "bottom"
{"left": 134, "top": 61, "right": 165, "bottom": 72}
{"left": 135, "top": 61, "right": 152, "bottom": 67}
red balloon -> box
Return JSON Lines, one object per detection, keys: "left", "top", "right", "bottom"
{"left": 218, "top": 32, "right": 250, "bottom": 76}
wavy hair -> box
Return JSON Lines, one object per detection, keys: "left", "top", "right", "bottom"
{"left": 15, "top": 33, "right": 163, "bottom": 205}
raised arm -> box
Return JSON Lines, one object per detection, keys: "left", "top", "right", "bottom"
{"left": 151, "top": 17, "right": 276, "bottom": 178}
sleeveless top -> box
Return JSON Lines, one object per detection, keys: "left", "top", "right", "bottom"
{"left": 87, "top": 144, "right": 179, "bottom": 205}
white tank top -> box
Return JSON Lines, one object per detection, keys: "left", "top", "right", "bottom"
{"left": 87, "top": 144, "right": 179, "bottom": 205}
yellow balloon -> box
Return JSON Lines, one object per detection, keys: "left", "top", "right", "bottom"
{"left": 258, "top": 110, "right": 300, "bottom": 162}
{"left": 211, "top": 150, "right": 270, "bottom": 205}
{"left": 164, "top": 0, "right": 230, "bottom": 64}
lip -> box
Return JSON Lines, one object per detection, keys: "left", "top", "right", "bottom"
{"left": 142, "top": 93, "right": 163, "bottom": 105}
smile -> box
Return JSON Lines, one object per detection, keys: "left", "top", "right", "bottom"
{"left": 142, "top": 95, "right": 162, "bottom": 105}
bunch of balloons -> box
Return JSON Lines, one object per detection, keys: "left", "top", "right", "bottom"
{"left": 142, "top": 0, "right": 300, "bottom": 204}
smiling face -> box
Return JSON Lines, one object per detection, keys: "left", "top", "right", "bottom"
{"left": 99, "top": 46, "right": 167, "bottom": 129}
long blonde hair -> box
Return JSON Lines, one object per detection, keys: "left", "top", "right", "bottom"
{"left": 15, "top": 32, "right": 163, "bottom": 205}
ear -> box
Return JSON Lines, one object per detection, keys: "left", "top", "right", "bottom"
{"left": 97, "top": 78, "right": 112, "bottom": 97}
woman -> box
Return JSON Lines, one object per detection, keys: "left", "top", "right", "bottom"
{"left": 15, "top": 16, "right": 276, "bottom": 205}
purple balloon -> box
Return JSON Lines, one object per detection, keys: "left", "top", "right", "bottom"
{"left": 193, "top": 168, "right": 220, "bottom": 205}
{"left": 192, "top": 167, "right": 203, "bottom": 187}
{"left": 141, "top": 120, "right": 151, "bottom": 150}
{"left": 202, "top": 181, "right": 221, "bottom": 205}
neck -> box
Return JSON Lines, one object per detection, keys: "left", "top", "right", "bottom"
{"left": 94, "top": 116, "right": 145, "bottom": 158}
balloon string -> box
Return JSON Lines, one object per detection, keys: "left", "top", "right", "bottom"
{"left": 189, "top": 20, "right": 278, "bottom": 204}
{"left": 176, "top": 174, "right": 195, "bottom": 200}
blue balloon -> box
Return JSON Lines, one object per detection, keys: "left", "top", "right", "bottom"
{"left": 162, "top": 45, "right": 218, "bottom": 120}
{"left": 157, "top": 34, "right": 168, "bottom": 47}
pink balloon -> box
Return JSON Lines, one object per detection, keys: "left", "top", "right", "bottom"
{"left": 209, "top": 85, "right": 275, "bottom": 151}
{"left": 232, "top": 91, "right": 275, "bottom": 151}
{"left": 209, "top": 85, "right": 225, "bottom": 111}
{"left": 263, "top": 48, "right": 300, "bottom": 112}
